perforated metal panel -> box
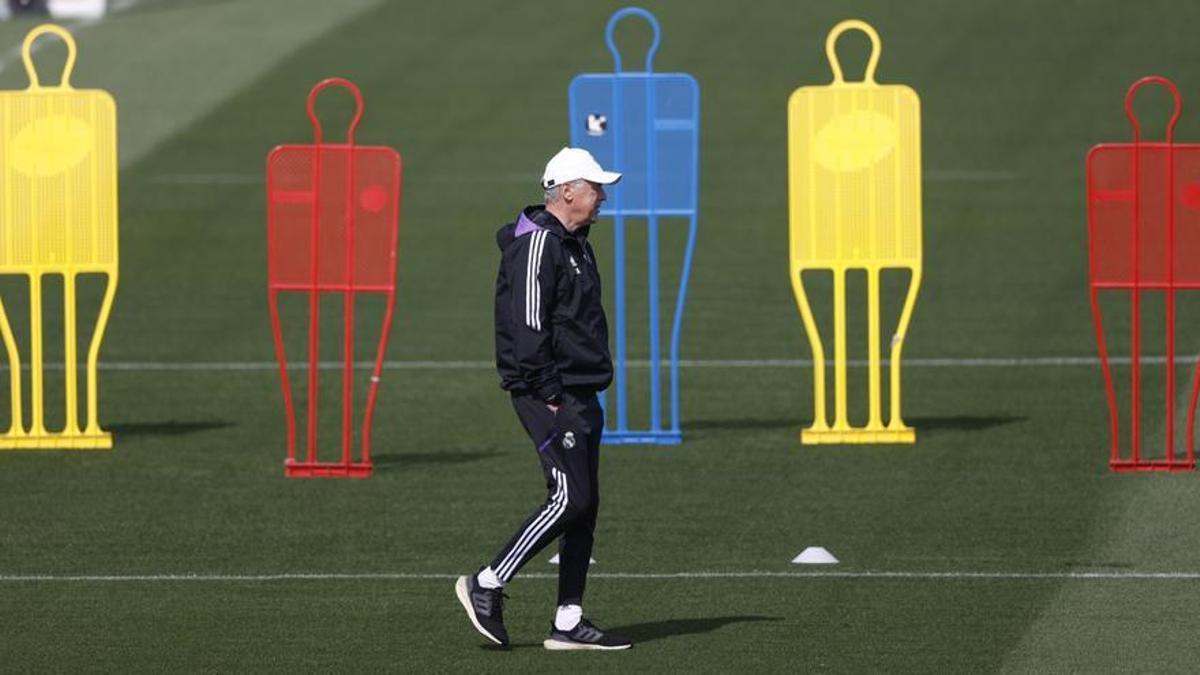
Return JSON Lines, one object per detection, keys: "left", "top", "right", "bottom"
{"left": 265, "top": 78, "right": 402, "bottom": 479}
{"left": 1087, "top": 76, "right": 1199, "bottom": 472}
{"left": 267, "top": 146, "right": 400, "bottom": 291}
{"left": 1089, "top": 146, "right": 1200, "bottom": 288}
{"left": 788, "top": 29, "right": 921, "bottom": 269}
{"left": 0, "top": 30, "right": 117, "bottom": 272}
{"left": 570, "top": 73, "right": 698, "bottom": 216}
{"left": 0, "top": 24, "right": 118, "bottom": 451}
{"left": 565, "top": 8, "right": 700, "bottom": 445}
{"left": 786, "top": 20, "right": 923, "bottom": 446}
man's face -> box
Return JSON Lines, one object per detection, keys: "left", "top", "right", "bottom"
{"left": 568, "top": 180, "right": 607, "bottom": 228}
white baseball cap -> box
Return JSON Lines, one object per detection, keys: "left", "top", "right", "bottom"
{"left": 541, "top": 147, "right": 622, "bottom": 189}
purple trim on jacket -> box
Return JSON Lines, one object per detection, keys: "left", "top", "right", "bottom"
{"left": 514, "top": 212, "right": 545, "bottom": 238}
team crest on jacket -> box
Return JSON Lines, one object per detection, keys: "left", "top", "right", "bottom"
{"left": 562, "top": 431, "right": 576, "bottom": 449}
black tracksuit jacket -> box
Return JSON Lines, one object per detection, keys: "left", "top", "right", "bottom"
{"left": 494, "top": 205, "right": 613, "bottom": 402}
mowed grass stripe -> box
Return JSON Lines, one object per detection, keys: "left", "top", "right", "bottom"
{"left": 0, "top": 0, "right": 387, "bottom": 167}
{"left": 0, "top": 0, "right": 135, "bottom": 74}
{"left": 1001, "top": 369, "right": 1200, "bottom": 671}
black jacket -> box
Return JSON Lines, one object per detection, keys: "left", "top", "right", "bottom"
{"left": 494, "top": 205, "right": 613, "bottom": 400}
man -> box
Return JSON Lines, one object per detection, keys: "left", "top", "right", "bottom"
{"left": 455, "top": 147, "right": 632, "bottom": 651}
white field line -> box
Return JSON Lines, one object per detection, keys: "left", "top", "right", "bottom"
{"left": 0, "top": 355, "right": 1187, "bottom": 372}
{"left": 2, "top": 570, "right": 1200, "bottom": 584}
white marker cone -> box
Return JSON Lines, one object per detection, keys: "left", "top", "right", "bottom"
{"left": 548, "top": 553, "right": 596, "bottom": 565}
{"left": 792, "top": 547, "right": 838, "bottom": 564}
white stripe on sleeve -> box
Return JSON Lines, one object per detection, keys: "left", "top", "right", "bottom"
{"left": 525, "top": 231, "right": 548, "bottom": 331}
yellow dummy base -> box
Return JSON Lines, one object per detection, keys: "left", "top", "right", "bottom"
{"left": 802, "top": 427, "right": 915, "bottom": 445}
{"left": 0, "top": 433, "right": 112, "bottom": 450}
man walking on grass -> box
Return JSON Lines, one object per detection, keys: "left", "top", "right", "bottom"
{"left": 455, "top": 147, "right": 632, "bottom": 651}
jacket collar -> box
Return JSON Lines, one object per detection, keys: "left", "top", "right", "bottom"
{"left": 516, "top": 206, "right": 589, "bottom": 242}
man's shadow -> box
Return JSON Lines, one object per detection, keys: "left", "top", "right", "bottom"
{"left": 484, "top": 615, "right": 780, "bottom": 650}
{"left": 609, "top": 615, "right": 781, "bottom": 643}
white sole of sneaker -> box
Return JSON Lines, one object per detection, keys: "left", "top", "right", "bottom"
{"left": 454, "top": 576, "right": 503, "bottom": 646}
{"left": 543, "top": 638, "right": 632, "bottom": 651}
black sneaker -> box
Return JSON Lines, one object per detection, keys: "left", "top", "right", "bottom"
{"left": 543, "top": 618, "right": 633, "bottom": 651}
{"left": 454, "top": 573, "right": 509, "bottom": 646}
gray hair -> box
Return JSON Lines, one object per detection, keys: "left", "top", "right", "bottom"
{"left": 544, "top": 178, "right": 588, "bottom": 203}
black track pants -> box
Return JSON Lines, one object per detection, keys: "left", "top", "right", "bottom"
{"left": 488, "top": 389, "right": 602, "bottom": 606}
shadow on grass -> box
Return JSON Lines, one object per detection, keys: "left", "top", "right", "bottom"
{"left": 686, "top": 418, "right": 798, "bottom": 432}
{"left": 109, "top": 420, "right": 235, "bottom": 437}
{"left": 610, "top": 615, "right": 782, "bottom": 643}
{"left": 482, "top": 615, "right": 783, "bottom": 650}
{"left": 372, "top": 449, "right": 498, "bottom": 471}
{"left": 907, "top": 415, "right": 1025, "bottom": 434}
{"left": 681, "top": 415, "right": 1024, "bottom": 440}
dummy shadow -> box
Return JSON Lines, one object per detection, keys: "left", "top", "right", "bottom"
{"left": 109, "top": 420, "right": 235, "bottom": 437}
{"left": 686, "top": 416, "right": 1024, "bottom": 436}
{"left": 906, "top": 415, "right": 1025, "bottom": 434}
{"left": 686, "top": 418, "right": 799, "bottom": 432}
{"left": 372, "top": 448, "right": 497, "bottom": 471}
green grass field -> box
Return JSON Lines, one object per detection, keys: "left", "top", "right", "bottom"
{"left": 3, "top": 0, "right": 1200, "bottom": 670}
